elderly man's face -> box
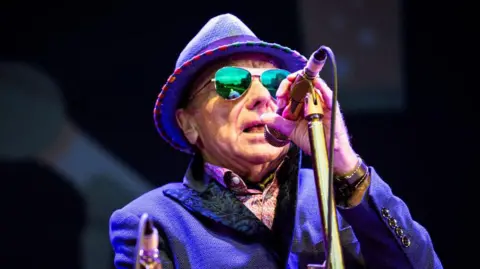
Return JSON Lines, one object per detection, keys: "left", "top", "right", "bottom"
{"left": 177, "top": 54, "right": 288, "bottom": 165}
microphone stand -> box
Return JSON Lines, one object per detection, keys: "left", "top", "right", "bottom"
{"left": 135, "top": 213, "right": 162, "bottom": 269}
{"left": 304, "top": 82, "right": 344, "bottom": 269}
{"left": 300, "top": 47, "right": 344, "bottom": 269}
{"left": 265, "top": 46, "right": 344, "bottom": 269}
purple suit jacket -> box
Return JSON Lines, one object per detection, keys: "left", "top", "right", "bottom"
{"left": 109, "top": 150, "right": 442, "bottom": 268}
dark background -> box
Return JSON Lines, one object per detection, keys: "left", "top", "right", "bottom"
{"left": 0, "top": 0, "right": 473, "bottom": 268}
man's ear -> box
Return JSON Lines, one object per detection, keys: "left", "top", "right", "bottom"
{"left": 175, "top": 108, "right": 198, "bottom": 145}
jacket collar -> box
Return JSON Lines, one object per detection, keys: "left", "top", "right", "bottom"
{"left": 164, "top": 146, "right": 300, "bottom": 222}
{"left": 181, "top": 154, "right": 211, "bottom": 193}
{"left": 181, "top": 145, "right": 301, "bottom": 193}
{"left": 163, "top": 145, "right": 302, "bottom": 265}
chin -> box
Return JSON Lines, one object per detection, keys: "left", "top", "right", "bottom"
{"left": 239, "top": 143, "right": 286, "bottom": 164}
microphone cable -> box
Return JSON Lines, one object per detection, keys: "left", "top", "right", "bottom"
{"left": 320, "top": 45, "right": 339, "bottom": 268}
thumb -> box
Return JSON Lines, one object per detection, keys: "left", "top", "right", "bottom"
{"left": 260, "top": 112, "right": 296, "bottom": 137}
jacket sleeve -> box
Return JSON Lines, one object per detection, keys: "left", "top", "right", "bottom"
{"left": 338, "top": 167, "right": 443, "bottom": 269}
{"left": 109, "top": 209, "right": 174, "bottom": 269}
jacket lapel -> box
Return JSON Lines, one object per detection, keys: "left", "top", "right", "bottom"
{"left": 163, "top": 155, "right": 269, "bottom": 237}
{"left": 269, "top": 145, "right": 302, "bottom": 267}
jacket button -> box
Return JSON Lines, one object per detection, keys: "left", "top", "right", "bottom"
{"left": 395, "top": 227, "right": 404, "bottom": 237}
{"left": 401, "top": 236, "right": 411, "bottom": 247}
{"left": 381, "top": 208, "right": 390, "bottom": 218}
{"left": 388, "top": 217, "right": 398, "bottom": 228}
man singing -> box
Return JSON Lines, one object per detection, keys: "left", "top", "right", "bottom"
{"left": 109, "top": 13, "right": 442, "bottom": 268}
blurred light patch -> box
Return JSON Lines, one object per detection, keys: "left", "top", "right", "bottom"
{"left": 0, "top": 62, "right": 153, "bottom": 269}
{"left": 297, "top": 0, "right": 405, "bottom": 112}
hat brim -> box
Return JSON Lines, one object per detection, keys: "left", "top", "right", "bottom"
{"left": 154, "top": 41, "right": 307, "bottom": 154}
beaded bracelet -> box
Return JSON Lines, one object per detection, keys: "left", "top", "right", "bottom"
{"left": 335, "top": 155, "right": 364, "bottom": 181}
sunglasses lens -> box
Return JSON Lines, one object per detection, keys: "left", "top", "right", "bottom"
{"left": 261, "top": 69, "right": 291, "bottom": 97}
{"left": 215, "top": 67, "right": 251, "bottom": 100}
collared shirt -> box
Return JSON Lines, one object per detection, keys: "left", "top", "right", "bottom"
{"left": 204, "top": 162, "right": 281, "bottom": 229}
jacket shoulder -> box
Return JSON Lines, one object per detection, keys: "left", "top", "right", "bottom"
{"left": 113, "top": 182, "right": 185, "bottom": 218}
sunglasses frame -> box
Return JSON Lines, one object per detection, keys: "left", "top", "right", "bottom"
{"left": 188, "top": 66, "right": 290, "bottom": 102}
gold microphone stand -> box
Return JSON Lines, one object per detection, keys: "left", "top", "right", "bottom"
{"left": 265, "top": 46, "right": 344, "bottom": 269}
{"left": 304, "top": 81, "right": 344, "bottom": 269}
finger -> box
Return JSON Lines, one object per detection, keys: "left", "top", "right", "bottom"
{"left": 275, "top": 79, "right": 291, "bottom": 110}
{"left": 276, "top": 78, "right": 291, "bottom": 100}
{"left": 313, "top": 77, "right": 333, "bottom": 109}
{"left": 281, "top": 102, "right": 296, "bottom": 121}
{"left": 286, "top": 70, "right": 305, "bottom": 83}
{"left": 260, "top": 112, "right": 296, "bottom": 137}
{"left": 286, "top": 71, "right": 299, "bottom": 82}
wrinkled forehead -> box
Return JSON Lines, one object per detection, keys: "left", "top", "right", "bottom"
{"left": 192, "top": 53, "right": 281, "bottom": 90}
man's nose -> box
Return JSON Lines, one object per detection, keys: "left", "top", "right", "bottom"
{"left": 244, "top": 78, "right": 273, "bottom": 112}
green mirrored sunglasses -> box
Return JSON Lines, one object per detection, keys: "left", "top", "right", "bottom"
{"left": 192, "top": 66, "right": 291, "bottom": 101}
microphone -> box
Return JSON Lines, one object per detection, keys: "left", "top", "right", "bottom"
{"left": 264, "top": 46, "right": 328, "bottom": 147}
{"left": 135, "top": 213, "right": 162, "bottom": 269}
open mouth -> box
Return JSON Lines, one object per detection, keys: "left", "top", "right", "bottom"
{"left": 243, "top": 124, "right": 265, "bottom": 133}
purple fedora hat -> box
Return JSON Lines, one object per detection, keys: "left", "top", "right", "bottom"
{"left": 153, "top": 13, "right": 307, "bottom": 154}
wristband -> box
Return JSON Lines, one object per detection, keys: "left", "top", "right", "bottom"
{"left": 334, "top": 156, "right": 369, "bottom": 200}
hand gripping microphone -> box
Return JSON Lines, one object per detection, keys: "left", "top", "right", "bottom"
{"left": 264, "top": 45, "right": 346, "bottom": 268}
{"left": 264, "top": 46, "right": 328, "bottom": 147}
